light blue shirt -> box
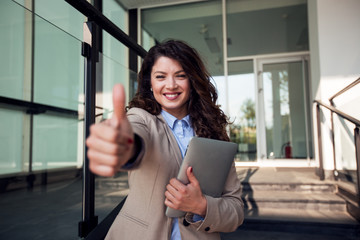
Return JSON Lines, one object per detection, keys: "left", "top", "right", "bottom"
{"left": 161, "top": 110, "right": 194, "bottom": 240}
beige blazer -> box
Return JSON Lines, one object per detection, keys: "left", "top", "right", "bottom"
{"left": 105, "top": 107, "right": 244, "bottom": 240}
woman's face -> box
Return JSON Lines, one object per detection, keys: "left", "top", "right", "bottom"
{"left": 151, "top": 56, "right": 191, "bottom": 119}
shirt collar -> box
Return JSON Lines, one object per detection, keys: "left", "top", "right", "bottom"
{"left": 161, "top": 110, "right": 191, "bottom": 129}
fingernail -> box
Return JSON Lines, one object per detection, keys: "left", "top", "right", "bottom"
{"left": 190, "top": 167, "right": 193, "bottom": 173}
{"left": 128, "top": 138, "right": 134, "bottom": 144}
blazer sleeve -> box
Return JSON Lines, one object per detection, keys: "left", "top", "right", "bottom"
{"left": 119, "top": 108, "right": 151, "bottom": 170}
{"left": 184, "top": 163, "right": 244, "bottom": 233}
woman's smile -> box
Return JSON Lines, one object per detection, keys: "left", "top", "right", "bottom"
{"left": 164, "top": 92, "right": 181, "bottom": 100}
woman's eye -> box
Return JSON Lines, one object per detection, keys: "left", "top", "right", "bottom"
{"left": 155, "top": 75, "right": 165, "bottom": 79}
{"left": 176, "top": 74, "right": 187, "bottom": 79}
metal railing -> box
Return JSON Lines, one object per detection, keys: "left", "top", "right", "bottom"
{"left": 314, "top": 77, "right": 360, "bottom": 203}
{"left": 64, "top": 0, "right": 147, "bottom": 238}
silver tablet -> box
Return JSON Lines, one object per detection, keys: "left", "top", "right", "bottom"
{"left": 165, "top": 137, "right": 238, "bottom": 218}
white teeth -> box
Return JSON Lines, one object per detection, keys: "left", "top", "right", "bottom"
{"left": 165, "top": 94, "right": 178, "bottom": 98}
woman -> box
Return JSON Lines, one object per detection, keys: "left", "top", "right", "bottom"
{"left": 86, "top": 40, "right": 244, "bottom": 240}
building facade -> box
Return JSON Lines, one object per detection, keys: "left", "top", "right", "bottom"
{"left": 1, "top": 0, "right": 359, "bottom": 217}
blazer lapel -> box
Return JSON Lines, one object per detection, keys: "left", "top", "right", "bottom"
{"left": 157, "top": 114, "right": 183, "bottom": 167}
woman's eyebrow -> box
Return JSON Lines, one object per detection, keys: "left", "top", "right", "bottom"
{"left": 153, "top": 71, "right": 166, "bottom": 75}
{"left": 152, "top": 70, "right": 185, "bottom": 74}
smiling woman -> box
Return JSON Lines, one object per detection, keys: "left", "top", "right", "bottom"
{"left": 86, "top": 39, "right": 244, "bottom": 240}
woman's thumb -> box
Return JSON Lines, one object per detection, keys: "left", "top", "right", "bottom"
{"left": 111, "top": 84, "right": 126, "bottom": 127}
{"left": 186, "top": 166, "right": 198, "bottom": 184}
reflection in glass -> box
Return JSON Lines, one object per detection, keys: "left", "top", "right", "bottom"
{"left": 263, "top": 61, "right": 307, "bottom": 159}
{"left": 228, "top": 61, "right": 256, "bottom": 161}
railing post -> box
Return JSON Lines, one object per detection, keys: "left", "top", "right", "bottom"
{"left": 329, "top": 100, "right": 338, "bottom": 180}
{"left": 78, "top": 21, "right": 98, "bottom": 238}
{"left": 354, "top": 127, "right": 360, "bottom": 198}
{"left": 316, "top": 103, "right": 325, "bottom": 180}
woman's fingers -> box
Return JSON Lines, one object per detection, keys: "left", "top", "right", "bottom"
{"left": 89, "top": 123, "right": 132, "bottom": 145}
{"left": 165, "top": 183, "right": 181, "bottom": 209}
{"left": 164, "top": 174, "right": 207, "bottom": 215}
{"left": 89, "top": 162, "right": 118, "bottom": 177}
{"left": 165, "top": 179, "right": 187, "bottom": 209}
{"left": 86, "top": 121, "right": 134, "bottom": 176}
{"left": 86, "top": 133, "right": 129, "bottom": 156}
{"left": 87, "top": 148, "right": 126, "bottom": 167}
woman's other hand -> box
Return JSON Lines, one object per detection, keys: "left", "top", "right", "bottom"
{"left": 86, "top": 84, "right": 134, "bottom": 177}
{"left": 165, "top": 167, "right": 207, "bottom": 217}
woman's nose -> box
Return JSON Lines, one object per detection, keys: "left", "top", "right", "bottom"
{"left": 166, "top": 77, "right": 177, "bottom": 89}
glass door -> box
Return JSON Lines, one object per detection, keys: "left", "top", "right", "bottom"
{"left": 257, "top": 56, "right": 312, "bottom": 160}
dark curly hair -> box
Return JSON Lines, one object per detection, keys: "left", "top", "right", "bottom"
{"left": 128, "top": 39, "right": 229, "bottom": 141}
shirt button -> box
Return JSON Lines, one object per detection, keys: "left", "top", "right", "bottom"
{"left": 205, "top": 227, "right": 210, "bottom": 231}
{"left": 183, "top": 219, "right": 190, "bottom": 227}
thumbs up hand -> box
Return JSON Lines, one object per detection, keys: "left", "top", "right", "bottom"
{"left": 86, "top": 84, "right": 134, "bottom": 177}
{"left": 164, "top": 167, "right": 208, "bottom": 217}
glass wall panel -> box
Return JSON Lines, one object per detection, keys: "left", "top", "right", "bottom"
{"left": 142, "top": 29, "right": 156, "bottom": 52}
{"left": 141, "top": 0, "right": 223, "bottom": 76}
{"left": 34, "top": 3, "right": 84, "bottom": 111}
{"left": 98, "top": 53, "right": 135, "bottom": 120}
{"left": 32, "top": 114, "right": 82, "bottom": 171}
{"left": 99, "top": 53, "right": 131, "bottom": 117}
{"left": 0, "top": 108, "right": 26, "bottom": 175}
{"left": 103, "top": 0, "right": 128, "bottom": 66}
{"left": 0, "top": 0, "right": 28, "bottom": 100}
{"left": 34, "top": 0, "right": 84, "bottom": 40}
{"left": 226, "top": 0, "right": 308, "bottom": 57}
{"left": 101, "top": 1, "right": 129, "bottom": 113}
{"left": 228, "top": 61, "right": 257, "bottom": 161}
{"left": 0, "top": 1, "right": 85, "bottom": 176}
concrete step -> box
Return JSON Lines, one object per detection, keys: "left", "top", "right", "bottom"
{"left": 243, "top": 207, "right": 357, "bottom": 224}
{"left": 222, "top": 211, "right": 360, "bottom": 240}
{"left": 242, "top": 189, "right": 347, "bottom": 211}
{"left": 221, "top": 208, "right": 360, "bottom": 240}
{"left": 242, "top": 182, "right": 336, "bottom": 193}
{"left": 97, "top": 176, "right": 336, "bottom": 193}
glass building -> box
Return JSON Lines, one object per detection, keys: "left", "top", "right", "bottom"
{"left": 0, "top": 0, "right": 313, "bottom": 177}
{"left": 0, "top": 0, "right": 359, "bottom": 238}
